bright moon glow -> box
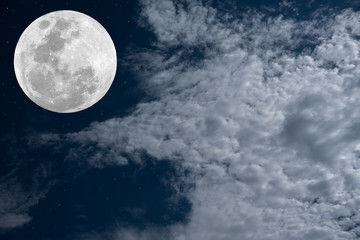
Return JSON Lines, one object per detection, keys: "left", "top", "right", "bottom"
{"left": 13, "top": 10, "right": 117, "bottom": 113}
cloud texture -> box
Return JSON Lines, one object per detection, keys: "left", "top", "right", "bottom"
{"left": 35, "top": 0, "right": 360, "bottom": 239}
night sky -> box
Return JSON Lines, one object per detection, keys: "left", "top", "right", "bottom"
{"left": 3, "top": 0, "right": 360, "bottom": 239}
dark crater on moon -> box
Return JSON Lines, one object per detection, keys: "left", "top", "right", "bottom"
{"left": 54, "top": 18, "right": 72, "bottom": 30}
{"left": 39, "top": 20, "right": 50, "bottom": 29}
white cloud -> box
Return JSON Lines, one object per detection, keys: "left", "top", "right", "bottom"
{"left": 139, "top": 0, "right": 221, "bottom": 46}
{"left": 65, "top": 1, "right": 360, "bottom": 239}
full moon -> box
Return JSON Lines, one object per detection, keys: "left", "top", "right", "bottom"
{"left": 14, "top": 10, "right": 117, "bottom": 113}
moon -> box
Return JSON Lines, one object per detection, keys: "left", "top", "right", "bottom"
{"left": 13, "top": 10, "right": 117, "bottom": 113}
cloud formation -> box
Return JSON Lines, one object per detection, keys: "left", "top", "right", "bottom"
{"left": 0, "top": 135, "right": 47, "bottom": 232}
{"left": 0, "top": 132, "right": 73, "bottom": 233}
{"left": 0, "top": 165, "right": 48, "bottom": 231}
{"left": 41, "top": 0, "right": 360, "bottom": 239}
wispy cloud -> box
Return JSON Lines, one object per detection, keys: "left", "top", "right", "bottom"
{"left": 0, "top": 214, "right": 31, "bottom": 230}
{"left": 0, "top": 162, "right": 48, "bottom": 232}
{"left": 0, "top": 133, "right": 68, "bottom": 233}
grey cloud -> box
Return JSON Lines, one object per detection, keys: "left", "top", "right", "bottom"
{"left": 0, "top": 132, "right": 76, "bottom": 232}
{"left": 74, "top": 226, "right": 174, "bottom": 240}
{"left": 0, "top": 214, "right": 31, "bottom": 229}
{"left": 140, "top": 0, "right": 221, "bottom": 46}
{"left": 0, "top": 175, "right": 47, "bottom": 232}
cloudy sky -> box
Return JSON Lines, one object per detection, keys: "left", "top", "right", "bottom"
{"left": 3, "top": 0, "right": 360, "bottom": 239}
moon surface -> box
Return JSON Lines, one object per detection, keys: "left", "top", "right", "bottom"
{"left": 14, "top": 10, "right": 117, "bottom": 113}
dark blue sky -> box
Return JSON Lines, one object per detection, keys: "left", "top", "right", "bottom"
{"left": 2, "top": 0, "right": 360, "bottom": 240}
{"left": 0, "top": 1, "right": 189, "bottom": 239}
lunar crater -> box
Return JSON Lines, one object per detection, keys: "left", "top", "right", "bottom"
{"left": 14, "top": 10, "right": 117, "bottom": 113}
{"left": 39, "top": 20, "right": 50, "bottom": 29}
